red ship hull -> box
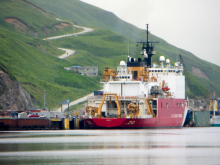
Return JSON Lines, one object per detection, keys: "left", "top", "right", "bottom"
{"left": 84, "top": 98, "right": 186, "bottom": 129}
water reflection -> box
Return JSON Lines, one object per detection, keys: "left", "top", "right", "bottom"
{"left": 0, "top": 128, "right": 220, "bottom": 164}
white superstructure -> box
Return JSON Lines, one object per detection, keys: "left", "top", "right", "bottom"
{"left": 102, "top": 60, "right": 185, "bottom": 99}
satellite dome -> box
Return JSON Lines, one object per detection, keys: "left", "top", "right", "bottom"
{"left": 175, "top": 62, "right": 178, "bottom": 67}
{"left": 120, "top": 61, "right": 126, "bottom": 66}
{"left": 166, "top": 59, "right": 170, "bottom": 64}
{"left": 159, "top": 56, "right": 165, "bottom": 62}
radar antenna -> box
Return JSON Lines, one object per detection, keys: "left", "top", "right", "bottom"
{"left": 136, "top": 24, "right": 159, "bottom": 67}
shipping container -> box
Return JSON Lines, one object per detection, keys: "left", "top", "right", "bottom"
{"left": 190, "top": 111, "right": 210, "bottom": 127}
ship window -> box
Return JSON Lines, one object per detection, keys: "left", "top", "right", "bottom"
{"left": 128, "top": 76, "right": 130, "bottom": 79}
{"left": 122, "top": 76, "right": 124, "bottom": 79}
{"left": 133, "top": 71, "right": 138, "bottom": 79}
{"left": 166, "top": 103, "right": 168, "bottom": 108}
{"left": 173, "top": 70, "right": 175, "bottom": 72}
{"left": 176, "top": 103, "right": 178, "bottom": 107}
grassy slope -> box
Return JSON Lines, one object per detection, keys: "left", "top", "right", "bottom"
{"left": 0, "top": 26, "right": 101, "bottom": 109}
{"left": 28, "top": 0, "right": 145, "bottom": 40}
{"left": 0, "top": 0, "right": 101, "bottom": 109}
{"left": 49, "top": 29, "right": 138, "bottom": 72}
{"left": 0, "top": 0, "right": 82, "bottom": 39}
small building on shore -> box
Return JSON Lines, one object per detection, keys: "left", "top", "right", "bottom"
{"left": 71, "top": 66, "right": 98, "bottom": 76}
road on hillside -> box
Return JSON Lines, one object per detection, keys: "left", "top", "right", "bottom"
{"left": 58, "top": 48, "right": 75, "bottom": 59}
{"left": 55, "top": 92, "right": 94, "bottom": 112}
{"left": 55, "top": 89, "right": 104, "bottom": 112}
{"left": 45, "top": 20, "right": 97, "bottom": 112}
{"left": 43, "top": 25, "right": 94, "bottom": 40}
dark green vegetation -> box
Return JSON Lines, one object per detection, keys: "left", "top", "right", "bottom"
{"left": 0, "top": 0, "right": 83, "bottom": 39}
{"left": 0, "top": 0, "right": 100, "bottom": 109}
{"left": 1, "top": 0, "right": 220, "bottom": 111}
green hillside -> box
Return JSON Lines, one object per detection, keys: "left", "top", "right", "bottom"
{"left": 0, "top": 0, "right": 100, "bottom": 109}
{"left": 27, "top": 0, "right": 145, "bottom": 40}
{"left": 49, "top": 29, "right": 138, "bottom": 72}
{"left": 0, "top": 0, "right": 82, "bottom": 39}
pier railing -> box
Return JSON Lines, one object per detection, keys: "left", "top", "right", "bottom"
{"left": 88, "top": 95, "right": 149, "bottom": 101}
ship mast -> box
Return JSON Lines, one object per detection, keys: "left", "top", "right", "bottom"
{"left": 137, "top": 24, "right": 159, "bottom": 67}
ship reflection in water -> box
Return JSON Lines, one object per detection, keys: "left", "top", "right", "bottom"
{"left": 0, "top": 128, "right": 220, "bottom": 165}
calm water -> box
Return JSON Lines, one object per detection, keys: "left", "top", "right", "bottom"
{"left": 0, "top": 128, "right": 219, "bottom": 165}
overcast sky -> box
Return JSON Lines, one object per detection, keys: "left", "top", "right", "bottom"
{"left": 81, "top": 0, "right": 220, "bottom": 66}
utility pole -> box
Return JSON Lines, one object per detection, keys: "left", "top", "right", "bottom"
{"left": 44, "top": 90, "right": 46, "bottom": 110}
